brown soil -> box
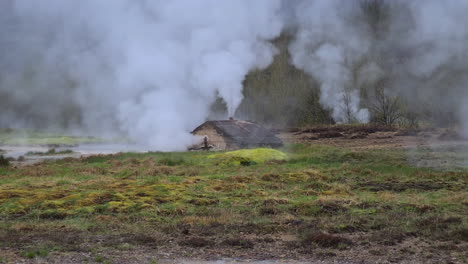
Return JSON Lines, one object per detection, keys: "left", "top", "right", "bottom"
{"left": 356, "top": 181, "right": 453, "bottom": 192}
{"left": 1, "top": 228, "right": 465, "bottom": 264}
{"left": 280, "top": 126, "right": 468, "bottom": 152}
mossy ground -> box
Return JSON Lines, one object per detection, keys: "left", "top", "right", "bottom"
{"left": 0, "top": 144, "right": 466, "bottom": 262}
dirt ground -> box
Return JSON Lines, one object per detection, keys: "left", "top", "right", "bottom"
{"left": 279, "top": 127, "right": 468, "bottom": 171}
{"left": 0, "top": 233, "right": 463, "bottom": 264}
{"left": 279, "top": 129, "right": 446, "bottom": 150}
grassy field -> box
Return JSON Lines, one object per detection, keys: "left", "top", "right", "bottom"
{"left": 0, "top": 144, "right": 466, "bottom": 263}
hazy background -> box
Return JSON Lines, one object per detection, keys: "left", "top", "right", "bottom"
{"left": 1, "top": 0, "right": 468, "bottom": 149}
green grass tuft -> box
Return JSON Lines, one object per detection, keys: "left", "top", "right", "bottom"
{"left": 209, "top": 148, "right": 287, "bottom": 166}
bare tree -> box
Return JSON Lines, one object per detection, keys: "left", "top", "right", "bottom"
{"left": 341, "top": 88, "right": 355, "bottom": 124}
{"left": 369, "top": 79, "right": 402, "bottom": 126}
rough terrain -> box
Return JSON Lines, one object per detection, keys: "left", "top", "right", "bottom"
{"left": 0, "top": 127, "right": 466, "bottom": 263}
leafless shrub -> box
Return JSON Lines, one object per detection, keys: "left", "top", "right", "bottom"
{"left": 341, "top": 89, "right": 356, "bottom": 124}
{"left": 369, "top": 80, "right": 402, "bottom": 126}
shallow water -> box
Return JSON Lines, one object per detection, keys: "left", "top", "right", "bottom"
{"left": 0, "top": 143, "right": 150, "bottom": 164}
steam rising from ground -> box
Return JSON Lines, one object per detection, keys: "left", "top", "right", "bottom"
{"left": 397, "top": 0, "right": 468, "bottom": 136}
{"left": 2, "top": 0, "right": 468, "bottom": 150}
{"left": 0, "top": 0, "right": 282, "bottom": 150}
{"left": 288, "top": 0, "right": 468, "bottom": 128}
{"left": 289, "top": 0, "right": 371, "bottom": 123}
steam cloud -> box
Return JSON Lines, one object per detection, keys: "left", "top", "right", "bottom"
{"left": 2, "top": 0, "right": 468, "bottom": 150}
{"left": 395, "top": 0, "right": 468, "bottom": 135}
{"left": 288, "top": 0, "right": 468, "bottom": 129}
{"left": 0, "top": 0, "right": 283, "bottom": 150}
{"left": 288, "top": 0, "right": 371, "bottom": 123}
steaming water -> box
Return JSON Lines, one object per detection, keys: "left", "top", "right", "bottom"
{"left": 1, "top": 143, "right": 150, "bottom": 165}
{"left": 406, "top": 141, "right": 468, "bottom": 170}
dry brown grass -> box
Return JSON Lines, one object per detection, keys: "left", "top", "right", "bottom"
{"left": 212, "top": 181, "right": 246, "bottom": 192}
{"left": 229, "top": 175, "right": 254, "bottom": 183}
{"left": 145, "top": 166, "right": 175, "bottom": 176}
{"left": 302, "top": 169, "right": 328, "bottom": 181}
{"left": 378, "top": 191, "right": 398, "bottom": 202}
{"left": 182, "top": 214, "right": 235, "bottom": 226}
{"left": 74, "top": 167, "right": 108, "bottom": 175}
{"left": 107, "top": 159, "right": 122, "bottom": 167}
{"left": 297, "top": 124, "right": 396, "bottom": 135}
{"left": 18, "top": 167, "right": 55, "bottom": 177}
{"left": 260, "top": 173, "right": 281, "bottom": 181}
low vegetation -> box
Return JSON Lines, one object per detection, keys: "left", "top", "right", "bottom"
{"left": 0, "top": 155, "right": 9, "bottom": 167}
{"left": 209, "top": 148, "right": 287, "bottom": 166}
{"left": 0, "top": 144, "right": 466, "bottom": 262}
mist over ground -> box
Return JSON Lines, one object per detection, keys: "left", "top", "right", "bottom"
{"left": 1, "top": 0, "right": 468, "bottom": 150}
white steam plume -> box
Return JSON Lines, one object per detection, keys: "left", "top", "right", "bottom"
{"left": 396, "top": 0, "right": 468, "bottom": 135}
{"left": 288, "top": 0, "right": 370, "bottom": 123}
{"left": 287, "top": 0, "right": 468, "bottom": 130}
{"left": 0, "top": 0, "right": 283, "bottom": 150}
{"left": 3, "top": 0, "right": 468, "bottom": 148}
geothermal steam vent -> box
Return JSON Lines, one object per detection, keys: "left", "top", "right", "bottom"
{"left": 191, "top": 119, "right": 283, "bottom": 151}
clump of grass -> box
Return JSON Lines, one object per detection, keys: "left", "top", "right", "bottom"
{"left": 158, "top": 157, "right": 186, "bottom": 166}
{"left": 146, "top": 166, "right": 175, "bottom": 176}
{"left": 107, "top": 159, "right": 122, "bottom": 167}
{"left": 21, "top": 247, "right": 50, "bottom": 259}
{"left": 75, "top": 166, "right": 108, "bottom": 175}
{"left": 260, "top": 173, "right": 281, "bottom": 181}
{"left": 94, "top": 254, "right": 110, "bottom": 263}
